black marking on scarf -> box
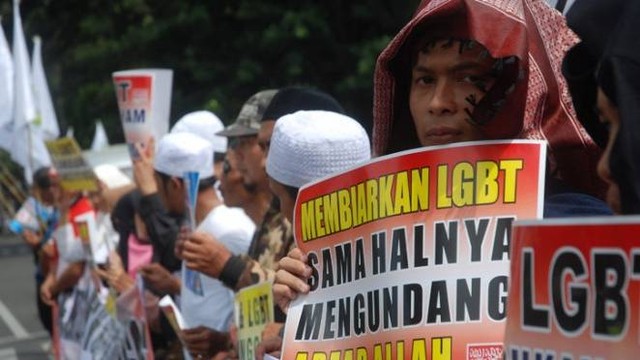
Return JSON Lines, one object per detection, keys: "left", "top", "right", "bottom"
{"left": 472, "top": 79, "right": 489, "bottom": 93}
{"left": 458, "top": 39, "right": 477, "bottom": 54}
{"left": 465, "top": 93, "right": 479, "bottom": 108}
{"left": 441, "top": 38, "right": 456, "bottom": 50}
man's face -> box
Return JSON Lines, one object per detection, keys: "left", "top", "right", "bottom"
{"left": 88, "top": 182, "right": 107, "bottom": 212}
{"left": 410, "top": 40, "right": 497, "bottom": 146}
{"left": 37, "top": 178, "right": 58, "bottom": 206}
{"left": 154, "top": 172, "right": 186, "bottom": 215}
{"left": 236, "top": 121, "right": 275, "bottom": 191}
{"left": 232, "top": 135, "right": 262, "bottom": 189}
{"left": 596, "top": 88, "right": 622, "bottom": 214}
{"left": 46, "top": 176, "right": 62, "bottom": 206}
{"left": 220, "top": 149, "right": 252, "bottom": 208}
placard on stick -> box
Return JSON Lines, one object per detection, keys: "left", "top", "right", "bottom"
{"left": 112, "top": 68, "right": 172, "bottom": 159}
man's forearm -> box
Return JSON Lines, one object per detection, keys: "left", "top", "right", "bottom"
{"left": 51, "top": 261, "right": 85, "bottom": 295}
{"left": 220, "top": 255, "right": 275, "bottom": 292}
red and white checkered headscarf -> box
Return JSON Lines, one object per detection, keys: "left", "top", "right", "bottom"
{"left": 373, "top": 0, "right": 605, "bottom": 197}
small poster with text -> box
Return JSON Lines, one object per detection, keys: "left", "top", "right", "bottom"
{"left": 234, "top": 281, "right": 275, "bottom": 360}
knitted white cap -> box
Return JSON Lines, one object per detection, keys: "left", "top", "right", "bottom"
{"left": 154, "top": 132, "right": 214, "bottom": 179}
{"left": 93, "top": 164, "right": 132, "bottom": 189}
{"left": 171, "top": 111, "right": 227, "bottom": 156}
{"left": 266, "top": 110, "right": 371, "bottom": 188}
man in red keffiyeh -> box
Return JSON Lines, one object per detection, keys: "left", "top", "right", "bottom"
{"left": 267, "top": 1, "right": 614, "bottom": 358}
{"left": 373, "top": 0, "right": 605, "bottom": 199}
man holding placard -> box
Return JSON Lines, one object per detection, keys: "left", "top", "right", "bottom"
{"left": 273, "top": 0, "right": 611, "bottom": 357}
{"left": 40, "top": 176, "right": 95, "bottom": 358}
{"left": 113, "top": 68, "right": 182, "bottom": 275}
{"left": 153, "top": 132, "right": 254, "bottom": 359}
{"left": 10, "top": 167, "right": 59, "bottom": 336}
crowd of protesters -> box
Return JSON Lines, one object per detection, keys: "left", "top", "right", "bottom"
{"left": 9, "top": 0, "right": 640, "bottom": 358}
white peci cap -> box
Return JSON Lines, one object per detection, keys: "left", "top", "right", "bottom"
{"left": 171, "top": 110, "right": 227, "bottom": 156}
{"left": 266, "top": 110, "right": 371, "bottom": 188}
{"left": 154, "top": 132, "right": 214, "bottom": 179}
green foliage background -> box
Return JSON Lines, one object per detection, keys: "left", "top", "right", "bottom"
{"left": 1, "top": 0, "right": 419, "bottom": 148}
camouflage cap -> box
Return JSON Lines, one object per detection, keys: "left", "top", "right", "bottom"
{"left": 216, "top": 89, "right": 279, "bottom": 137}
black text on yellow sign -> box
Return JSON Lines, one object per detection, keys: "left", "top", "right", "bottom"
{"left": 294, "top": 336, "right": 452, "bottom": 360}
{"left": 300, "top": 159, "right": 523, "bottom": 242}
{"left": 237, "top": 293, "right": 272, "bottom": 330}
{"left": 238, "top": 335, "right": 260, "bottom": 360}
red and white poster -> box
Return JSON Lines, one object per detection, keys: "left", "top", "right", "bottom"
{"left": 112, "top": 69, "right": 172, "bottom": 159}
{"left": 505, "top": 216, "right": 640, "bottom": 360}
{"left": 282, "top": 140, "right": 547, "bottom": 360}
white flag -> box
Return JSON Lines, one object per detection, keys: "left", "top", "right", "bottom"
{"left": 11, "top": 0, "right": 51, "bottom": 183}
{"left": 0, "top": 16, "right": 13, "bottom": 128}
{"left": 91, "top": 120, "right": 109, "bottom": 151}
{"left": 12, "top": 0, "right": 36, "bottom": 127}
{"left": 32, "top": 36, "right": 60, "bottom": 140}
{"left": 0, "top": 16, "right": 14, "bottom": 152}
{"left": 0, "top": 124, "right": 13, "bottom": 153}
{"left": 12, "top": 124, "right": 52, "bottom": 183}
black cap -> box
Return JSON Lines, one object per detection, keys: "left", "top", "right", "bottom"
{"left": 261, "top": 87, "right": 345, "bottom": 122}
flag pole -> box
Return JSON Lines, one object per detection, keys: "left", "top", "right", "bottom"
{"left": 27, "top": 123, "right": 34, "bottom": 183}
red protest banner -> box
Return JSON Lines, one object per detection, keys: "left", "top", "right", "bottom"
{"left": 506, "top": 216, "right": 640, "bottom": 360}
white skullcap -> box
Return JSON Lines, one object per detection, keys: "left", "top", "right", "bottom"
{"left": 93, "top": 164, "right": 132, "bottom": 189}
{"left": 266, "top": 110, "right": 371, "bottom": 188}
{"left": 171, "top": 111, "right": 227, "bottom": 156}
{"left": 154, "top": 132, "right": 214, "bottom": 179}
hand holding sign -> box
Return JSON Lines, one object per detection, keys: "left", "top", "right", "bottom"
{"left": 113, "top": 68, "right": 172, "bottom": 162}
{"left": 22, "top": 229, "right": 41, "bottom": 248}
{"left": 39, "top": 273, "right": 56, "bottom": 306}
{"left": 95, "top": 251, "right": 134, "bottom": 293}
{"left": 181, "top": 326, "right": 230, "bottom": 359}
{"left": 174, "top": 225, "right": 189, "bottom": 260}
{"left": 255, "top": 334, "right": 283, "bottom": 360}
{"left": 132, "top": 137, "right": 158, "bottom": 196}
{"left": 139, "top": 263, "right": 180, "bottom": 296}
{"left": 273, "top": 248, "right": 311, "bottom": 314}
{"left": 182, "top": 231, "right": 232, "bottom": 279}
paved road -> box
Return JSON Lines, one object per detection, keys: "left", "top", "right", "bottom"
{"left": 0, "top": 235, "right": 51, "bottom": 360}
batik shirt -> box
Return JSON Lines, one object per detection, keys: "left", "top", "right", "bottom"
{"left": 220, "top": 199, "right": 293, "bottom": 292}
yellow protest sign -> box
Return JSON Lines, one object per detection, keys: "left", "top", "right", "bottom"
{"left": 45, "top": 138, "right": 97, "bottom": 191}
{"left": 234, "top": 281, "right": 275, "bottom": 360}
